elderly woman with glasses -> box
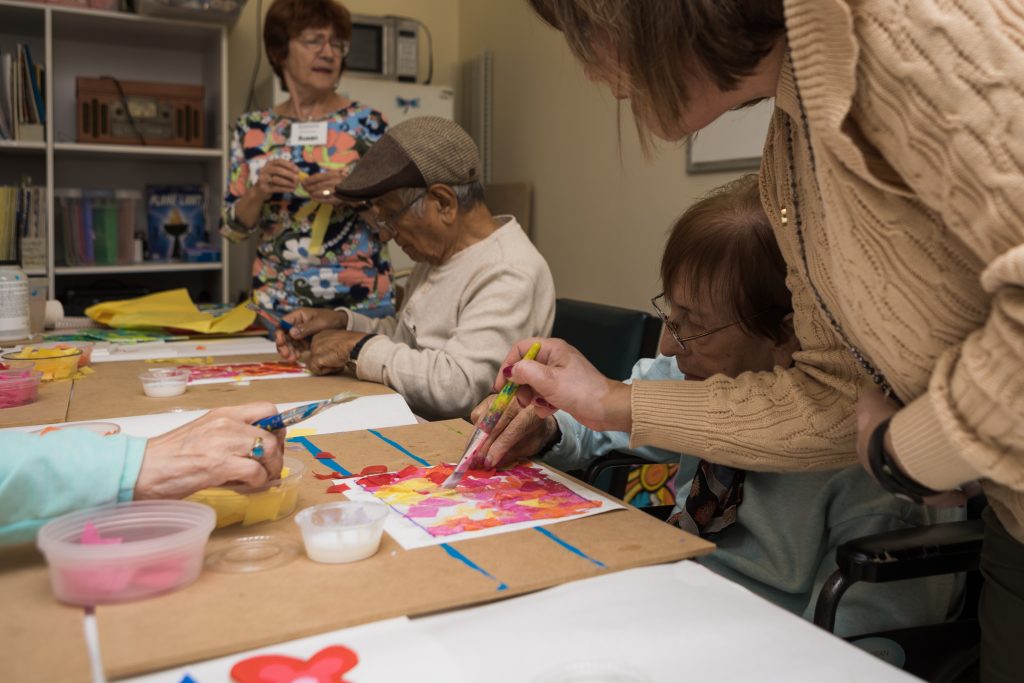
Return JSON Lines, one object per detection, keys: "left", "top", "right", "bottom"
{"left": 275, "top": 117, "right": 556, "bottom": 420}
{"left": 220, "top": 0, "right": 393, "bottom": 317}
{"left": 471, "top": 175, "right": 962, "bottom": 635}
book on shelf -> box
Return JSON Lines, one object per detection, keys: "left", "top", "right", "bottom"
{"left": 146, "top": 184, "right": 218, "bottom": 262}
{"left": 0, "top": 44, "right": 45, "bottom": 142}
{"left": 0, "top": 182, "right": 46, "bottom": 267}
{"left": 54, "top": 188, "right": 142, "bottom": 267}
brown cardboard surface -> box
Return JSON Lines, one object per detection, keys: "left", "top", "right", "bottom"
{"left": 88, "top": 420, "right": 712, "bottom": 680}
{"left": 66, "top": 354, "right": 393, "bottom": 421}
{"left": 0, "top": 418, "right": 712, "bottom": 682}
{"left": 0, "top": 544, "right": 91, "bottom": 682}
{"left": 0, "top": 376, "right": 72, "bottom": 428}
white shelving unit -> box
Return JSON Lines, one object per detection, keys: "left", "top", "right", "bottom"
{"left": 0, "top": 0, "right": 229, "bottom": 311}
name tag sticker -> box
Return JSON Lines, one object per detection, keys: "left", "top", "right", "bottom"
{"left": 289, "top": 121, "right": 328, "bottom": 146}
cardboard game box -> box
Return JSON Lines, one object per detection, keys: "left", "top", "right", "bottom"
{"left": 145, "top": 184, "right": 208, "bottom": 261}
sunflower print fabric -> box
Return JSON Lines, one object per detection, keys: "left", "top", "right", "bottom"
{"left": 220, "top": 104, "right": 394, "bottom": 317}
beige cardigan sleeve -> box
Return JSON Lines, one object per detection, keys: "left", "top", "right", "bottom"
{"left": 848, "top": 0, "right": 1024, "bottom": 493}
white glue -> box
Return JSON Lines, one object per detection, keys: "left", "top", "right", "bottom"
{"left": 0, "top": 264, "right": 30, "bottom": 342}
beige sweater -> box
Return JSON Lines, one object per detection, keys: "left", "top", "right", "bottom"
{"left": 631, "top": 0, "right": 1024, "bottom": 541}
{"left": 346, "top": 217, "right": 555, "bottom": 420}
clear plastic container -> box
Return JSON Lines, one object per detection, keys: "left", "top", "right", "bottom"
{"left": 294, "top": 501, "right": 388, "bottom": 564}
{"left": 36, "top": 500, "right": 215, "bottom": 605}
{"left": 0, "top": 368, "right": 42, "bottom": 409}
{"left": 2, "top": 346, "right": 81, "bottom": 381}
{"left": 49, "top": 341, "right": 94, "bottom": 367}
{"left": 186, "top": 455, "right": 305, "bottom": 528}
{"left": 0, "top": 264, "right": 30, "bottom": 342}
{"left": 139, "top": 368, "right": 189, "bottom": 397}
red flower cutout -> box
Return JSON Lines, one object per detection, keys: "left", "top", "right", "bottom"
{"left": 231, "top": 645, "right": 358, "bottom": 683}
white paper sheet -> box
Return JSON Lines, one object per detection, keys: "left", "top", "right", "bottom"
{"left": 93, "top": 337, "right": 278, "bottom": 362}
{"left": 342, "top": 462, "right": 623, "bottom": 550}
{"left": 119, "top": 616, "right": 458, "bottom": 683}
{"left": 415, "top": 560, "right": 920, "bottom": 683}
{"left": 2, "top": 394, "right": 417, "bottom": 438}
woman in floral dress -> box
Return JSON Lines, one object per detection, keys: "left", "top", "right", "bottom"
{"left": 220, "top": 0, "right": 393, "bottom": 316}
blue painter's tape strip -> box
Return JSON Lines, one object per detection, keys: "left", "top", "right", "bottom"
{"left": 441, "top": 543, "right": 508, "bottom": 591}
{"left": 288, "top": 436, "right": 352, "bottom": 476}
{"left": 367, "top": 429, "right": 431, "bottom": 466}
{"left": 533, "top": 527, "right": 606, "bottom": 568}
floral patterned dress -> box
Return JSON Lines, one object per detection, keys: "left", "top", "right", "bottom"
{"left": 220, "top": 104, "right": 394, "bottom": 316}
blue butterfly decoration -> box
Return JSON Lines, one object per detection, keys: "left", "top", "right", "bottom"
{"left": 395, "top": 96, "right": 421, "bottom": 115}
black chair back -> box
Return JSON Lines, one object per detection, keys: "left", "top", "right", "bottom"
{"left": 550, "top": 298, "right": 662, "bottom": 381}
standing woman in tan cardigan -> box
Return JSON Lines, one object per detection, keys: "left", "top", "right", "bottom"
{"left": 491, "top": 2, "right": 1023, "bottom": 680}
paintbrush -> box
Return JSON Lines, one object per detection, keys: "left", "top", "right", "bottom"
{"left": 441, "top": 342, "right": 542, "bottom": 489}
{"left": 246, "top": 301, "right": 295, "bottom": 332}
{"left": 252, "top": 392, "right": 359, "bottom": 433}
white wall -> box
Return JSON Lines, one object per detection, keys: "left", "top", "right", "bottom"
{"left": 457, "top": 0, "right": 742, "bottom": 312}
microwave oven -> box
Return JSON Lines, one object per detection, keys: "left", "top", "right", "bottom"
{"left": 348, "top": 14, "right": 420, "bottom": 82}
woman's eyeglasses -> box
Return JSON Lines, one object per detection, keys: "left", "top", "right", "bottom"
{"left": 651, "top": 292, "right": 750, "bottom": 351}
{"left": 296, "top": 35, "right": 350, "bottom": 56}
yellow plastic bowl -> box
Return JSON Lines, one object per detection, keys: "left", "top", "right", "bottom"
{"left": 186, "top": 456, "right": 305, "bottom": 528}
{"left": 2, "top": 346, "right": 82, "bottom": 381}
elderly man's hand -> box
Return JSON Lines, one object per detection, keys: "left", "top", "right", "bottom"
{"left": 275, "top": 308, "right": 348, "bottom": 362}
{"left": 308, "top": 329, "right": 366, "bottom": 375}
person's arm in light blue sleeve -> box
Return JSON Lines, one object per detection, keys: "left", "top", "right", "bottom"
{"left": 0, "top": 431, "right": 147, "bottom": 546}
{"left": 543, "top": 356, "right": 683, "bottom": 472}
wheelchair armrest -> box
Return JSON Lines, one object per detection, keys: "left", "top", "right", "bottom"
{"left": 583, "top": 451, "right": 648, "bottom": 487}
{"left": 837, "top": 519, "right": 984, "bottom": 583}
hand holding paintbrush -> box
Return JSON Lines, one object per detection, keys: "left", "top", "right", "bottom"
{"left": 441, "top": 343, "right": 542, "bottom": 488}
{"left": 269, "top": 307, "right": 350, "bottom": 362}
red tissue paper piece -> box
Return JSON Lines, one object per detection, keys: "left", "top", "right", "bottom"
{"left": 314, "top": 451, "right": 336, "bottom": 460}
{"left": 358, "top": 465, "right": 387, "bottom": 476}
{"left": 326, "top": 483, "right": 350, "bottom": 494}
{"left": 313, "top": 471, "right": 339, "bottom": 480}
{"left": 231, "top": 645, "right": 359, "bottom": 683}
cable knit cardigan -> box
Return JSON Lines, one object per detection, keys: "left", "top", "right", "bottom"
{"left": 630, "top": 0, "right": 1024, "bottom": 541}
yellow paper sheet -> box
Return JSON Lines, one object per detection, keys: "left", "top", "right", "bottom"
{"left": 85, "top": 289, "right": 256, "bottom": 334}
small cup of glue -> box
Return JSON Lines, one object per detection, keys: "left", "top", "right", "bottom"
{"left": 294, "top": 501, "right": 389, "bottom": 564}
{"left": 139, "top": 368, "right": 189, "bottom": 398}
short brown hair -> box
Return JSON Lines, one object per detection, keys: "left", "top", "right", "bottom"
{"left": 264, "top": 0, "right": 353, "bottom": 91}
{"left": 661, "top": 174, "right": 791, "bottom": 343}
{"left": 527, "top": 0, "right": 784, "bottom": 143}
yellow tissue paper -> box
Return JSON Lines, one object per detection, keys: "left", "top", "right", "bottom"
{"left": 85, "top": 288, "right": 256, "bottom": 334}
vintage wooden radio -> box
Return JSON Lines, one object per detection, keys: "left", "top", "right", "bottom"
{"left": 76, "top": 77, "right": 205, "bottom": 147}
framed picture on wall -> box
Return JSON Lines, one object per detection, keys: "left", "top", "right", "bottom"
{"left": 686, "top": 99, "right": 775, "bottom": 173}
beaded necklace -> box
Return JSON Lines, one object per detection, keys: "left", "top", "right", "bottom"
{"left": 781, "top": 55, "right": 898, "bottom": 402}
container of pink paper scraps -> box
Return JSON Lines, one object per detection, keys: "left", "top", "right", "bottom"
{"left": 36, "top": 500, "right": 215, "bottom": 605}
{"left": 0, "top": 368, "right": 42, "bottom": 408}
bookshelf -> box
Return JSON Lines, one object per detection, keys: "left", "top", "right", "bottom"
{"left": 0, "top": 0, "right": 229, "bottom": 313}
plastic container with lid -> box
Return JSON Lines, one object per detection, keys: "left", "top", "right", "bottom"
{"left": 2, "top": 345, "right": 82, "bottom": 381}
{"left": 0, "top": 368, "right": 42, "bottom": 409}
{"left": 0, "top": 264, "right": 30, "bottom": 343}
{"left": 139, "top": 368, "right": 189, "bottom": 397}
{"left": 36, "top": 500, "right": 215, "bottom": 605}
{"left": 186, "top": 455, "right": 305, "bottom": 528}
{"left": 294, "top": 501, "right": 389, "bottom": 564}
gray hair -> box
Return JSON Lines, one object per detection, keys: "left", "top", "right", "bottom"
{"left": 395, "top": 181, "right": 486, "bottom": 215}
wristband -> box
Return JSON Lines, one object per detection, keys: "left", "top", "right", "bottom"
{"left": 867, "top": 417, "right": 940, "bottom": 503}
{"left": 345, "top": 333, "right": 377, "bottom": 374}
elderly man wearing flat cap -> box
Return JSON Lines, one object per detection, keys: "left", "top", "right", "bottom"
{"left": 275, "top": 116, "right": 555, "bottom": 420}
